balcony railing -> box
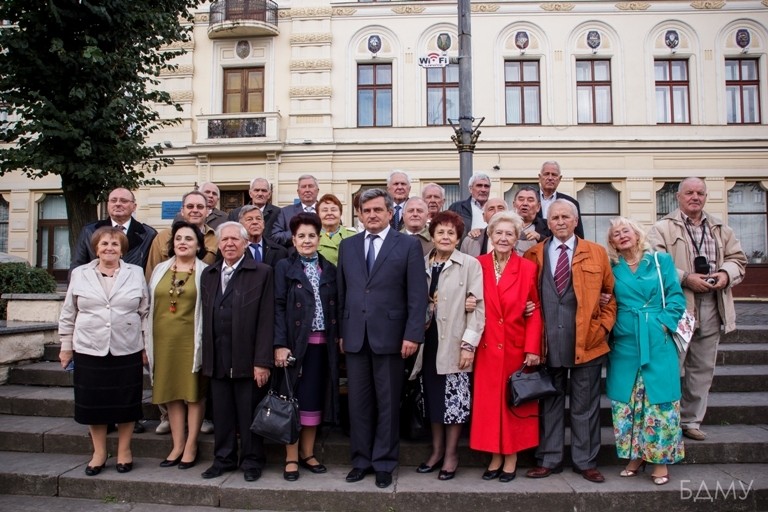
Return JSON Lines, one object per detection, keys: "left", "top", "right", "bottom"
{"left": 208, "top": 0, "right": 279, "bottom": 38}
{"left": 195, "top": 112, "right": 281, "bottom": 146}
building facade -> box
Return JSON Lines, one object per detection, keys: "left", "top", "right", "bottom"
{"left": 1, "top": 0, "right": 767, "bottom": 292}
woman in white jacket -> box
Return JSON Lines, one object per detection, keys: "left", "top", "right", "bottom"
{"left": 147, "top": 221, "right": 207, "bottom": 470}
{"left": 59, "top": 226, "right": 149, "bottom": 476}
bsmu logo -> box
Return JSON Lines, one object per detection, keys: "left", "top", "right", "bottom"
{"left": 418, "top": 52, "right": 449, "bottom": 68}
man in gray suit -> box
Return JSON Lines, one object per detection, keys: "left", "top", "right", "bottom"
{"left": 337, "top": 188, "right": 428, "bottom": 489}
{"left": 523, "top": 199, "right": 616, "bottom": 483}
{"left": 271, "top": 175, "right": 320, "bottom": 247}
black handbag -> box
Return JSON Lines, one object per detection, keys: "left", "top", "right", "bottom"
{"left": 250, "top": 366, "right": 301, "bottom": 445}
{"left": 506, "top": 363, "right": 558, "bottom": 408}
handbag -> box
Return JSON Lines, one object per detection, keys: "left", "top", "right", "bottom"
{"left": 506, "top": 363, "right": 558, "bottom": 409}
{"left": 653, "top": 252, "right": 696, "bottom": 354}
{"left": 250, "top": 366, "right": 301, "bottom": 445}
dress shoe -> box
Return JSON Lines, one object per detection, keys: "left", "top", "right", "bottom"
{"left": 438, "top": 469, "right": 456, "bottom": 481}
{"left": 682, "top": 428, "right": 707, "bottom": 441}
{"left": 299, "top": 455, "right": 327, "bottom": 474}
{"left": 499, "top": 470, "right": 517, "bottom": 482}
{"left": 375, "top": 471, "right": 393, "bottom": 488}
{"left": 346, "top": 467, "right": 373, "bottom": 483}
{"left": 482, "top": 468, "right": 502, "bottom": 480}
{"left": 178, "top": 456, "right": 197, "bottom": 470}
{"left": 574, "top": 467, "right": 605, "bottom": 483}
{"left": 416, "top": 459, "right": 443, "bottom": 474}
{"left": 201, "top": 465, "right": 235, "bottom": 479}
{"left": 244, "top": 469, "right": 262, "bottom": 482}
{"left": 159, "top": 455, "right": 182, "bottom": 468}
{"left": 116, "top": 462, "right": 133, "bottom": 474}
{"left": 133, "top": 421, "right": 145, "bottom": 434}
{"left": 284, "top": 461, "right": 300, "bottom": 481}
{"left": 84, "top": 462, "right": 106, "bottom": 476}
{"left": 526, "top": 466, "right": 563, "bottom": 479}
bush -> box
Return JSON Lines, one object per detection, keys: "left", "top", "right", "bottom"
{"left": 0, "top": 262, "right": 57, "bottom": 320}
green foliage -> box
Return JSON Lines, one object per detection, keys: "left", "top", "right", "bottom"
{"left": 0, "top": 263, "right": 57, "bottom": 320}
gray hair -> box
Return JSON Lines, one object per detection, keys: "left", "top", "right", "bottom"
{"left": 514, "top": 185, "right": 540, "bottom": 203}
{"left": 468, "top": 173, "right": 491, "bottom": 189}
{"left": 549, "top": 198, "right": 579, "bottom": 219}
{"left": 605, "top": 216, "right": 651, "bottom": 264}
{"left": 487, "top": 210, "right": 524, "bottom": 238}
{"left": 199, "top": 181, "right": 220, "bottom": 195}
{"left": 360, "top": 188, "right": 393, "bottom": 211}
{"left": 250, "top": 177, "right": 271, "bottom": 190}
{"left": 540, "top": 161, "right": 561, "bottom": 174}
{"left": 215, "top": 221, "right": 249, "bottom": 241}
{"left": 421, "top": 182, "right": 445, "bottom": 198}
{"left": 404, "top": 196, "right": 428, "bottom": 210}
{"left": 238, "top": 204, "right": 263, "bottom": 221}
{"left": 678, "top": 177, "right": 706, "bottom": 193}
{"left": 483, "top": 198, "right": 508, "bottom": 212}
{"left": 387, "top": 170, "right": 411, "bottom": 186}
{"left": 297, "top": 174, "right": 319, "bottom": 187}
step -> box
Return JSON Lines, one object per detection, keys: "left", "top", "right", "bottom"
{"left": 717, "top": 343, "right": 768, "bottom": 365}
{"left": 8, "top": 361, "right": 152, "bottom": 389}
{"left": 0, "top": 452, "right": 765, "bottom": 511}
{"left": 722, "top": 326, "right": 768, "bottom": 344}
{"left": 712, "top": 365, "right": 768, "bottom": 393}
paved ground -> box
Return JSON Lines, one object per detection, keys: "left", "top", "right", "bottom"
{"left": 735, "top": 300, "right": 768, "bottom": 326}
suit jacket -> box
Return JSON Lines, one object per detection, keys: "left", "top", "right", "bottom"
{"left": 244, "top": 237, "right": 288, "bottom": 267}
{"left": 460, "top": 231, "right": 490, "bottom": 258}
{"left": 448, "top": 197, "right": 475, "bottom": 242}
{"left": 71, "top": 217, "right": 157, "bottom": 270}
{"left": 337, "top": 230, "right": 428, "bottom": 354}
{"left": 401, "top": 226, "right": 434, "bottom": 257}
{"left": 200, "top": 257, "right": 275, "bottom": 378}
{"left": 523, "top": 238, "right": 617, "bottom": 364}
{"left": 271, "top": 203, "right": 310, "bottom": 247}
{"left": 228, "top": 203, "right": 280, "bottom": 241}
{"left": 536, "top": 191, "right": 585, "bottom": 239}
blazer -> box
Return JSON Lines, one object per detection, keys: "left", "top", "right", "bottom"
{"left": 146, "top": 256, "right": 207, "bottom": 383}
{"left": 271, "top": 203, "right": 310, "bottom": 247}
{"left": 59, "top": 260, "right": 149, "bottom": 356}
{"left": 145, "top": 225, "right": 218, "bottom": 281}
{"left": 200, "top": 256, "right": 275, "bottom": 378}
{"left": 244, "top": 237, "right": 288, "bottom": 267}
{"left": 337, "top": 230, "right": 428, "bottom": 354}
{"left": 523, "top": 237, "right": 617, "bottom": 364}
{"left": 536, "top": 191, "right": 585, "bottom": 239}
{"left": 228, "top": 203, "right": 280, "bottom": 241}
{"left": 70, "top": 217, "right": 157, "bottom": 270}
{"left": 401, "top": 226, "right": 434, "bottom": 257}
{"left": 318, "top": 227, "right": 357, "bottom": 266}
{"left": 459, "top": 231, "right": 490, "bottom": 258}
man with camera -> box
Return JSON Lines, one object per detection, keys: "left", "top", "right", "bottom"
{"left": 649, "top": 177, "right": 747, "bottom": 442}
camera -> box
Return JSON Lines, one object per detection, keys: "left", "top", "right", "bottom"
{"left": 693, "top": 255, "right": 711, "bottom": 275}
{"left": 705, "top": 277, "right": 717, "bottom": 285}
{"left": 286, "top": 355, "right": 297, "bottom": 366}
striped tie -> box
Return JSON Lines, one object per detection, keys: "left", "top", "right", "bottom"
{"left": 554, "top": 244, "right": 570, "bottom": 294}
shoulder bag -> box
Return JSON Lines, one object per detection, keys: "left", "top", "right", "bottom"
{"left": 250, "top": 366, "right": 301, "bottom": 445}
{"left": 654, "top": 252, "right": 695, "bottom": 354}
{"left": 506, "top": 363, "right": 558, "bottom": 409}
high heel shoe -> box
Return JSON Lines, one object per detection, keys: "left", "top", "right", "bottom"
{"left": 482, "top": 467, "right": 502, "bottom": 480}
{"left": 438, "top": 468, "right": 456, "bottom": 481}
{"left": 499, "top": 470, "right": 517, "bottom": 483}
{"left": 620, "top": 460, "right": 647, "bottom": 477}
{"left": 652, "top": 472, "right": 670, "bottom": 485}
{"left": 85, "top": 462, "right": 106, "bottom": 476}
{"left": 178, "top": 454, "right": 198, "bottom": 470}
{"left": 416, "top": 458, "right": 444, "bottom": 474}
{"left": 159, "top": 455, "right": 182, "bottom": 468}
{"left": 116, "top": 462, "right": 133, "bottom": 473}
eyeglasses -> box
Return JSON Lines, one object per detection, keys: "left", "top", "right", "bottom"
{"left": 108, "top": 198, "right": 134, "bottom": 204}
{"left": 184, "top": 204, "right": 206, "bottom": 210}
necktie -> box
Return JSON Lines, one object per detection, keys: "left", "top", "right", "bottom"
{"left": 116, "top": 225, "right": 126, "bottom": 232}
{"left": 554, "top": 244, "right": 570, "bottom": 294}
{"left": 250, "top": 243, "right": 261, "bottom": 262}
{"left": 366, "top": 234, "right": 378, "bottom": 274}
{"left": 305, "top": 205, "right": 315, "bottom": 213}
{"left": 394, "top": 205, "right": 402, "bottom": 228}
{"left": 222, "top": 266, "right": 234, "bottom": 292}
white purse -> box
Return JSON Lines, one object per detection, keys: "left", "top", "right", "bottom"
{"left": 654, "top": 252, "right": 695, "bottom": 353}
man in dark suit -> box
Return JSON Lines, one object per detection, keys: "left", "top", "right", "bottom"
{"left": 227, "top": 177, "right": 280, "bottom": 241}
{"left": 71, "top": 187, "right": 157, "bottom": 270}
{"left": 238, "top": 205, "right": 288, "bottom": 267}
{"left": 447, "top": 172, "right": 491, "bottom": 243}
{"left": 387, "top": 170, "right": 411, "bottom": 231}
{"left": 337, "top": 188, "right": 427, "bottom": 489}
{"left": 271, "top": 175, "right": 320, "bottom": 247}
{"left": 199, "top": 222, "right": 274, "bottom": 482}
{"left": 536, "top": 161, "right": 585, "bottom": 239}
{"left": 513, "top": 185, "right": 549, "bottom": 255}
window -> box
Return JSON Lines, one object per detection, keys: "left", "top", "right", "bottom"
{"left": 656, "top": 182, "right": 678, "bottom": 220}
{"left": 0, "top": 195, "right": 8, "bottom": 253}
{"left": 726, "top": 59, "right": 760, "bottom": 124}
{"left": 223, "top": 68, "right": 264, "bottom": 113}
{"left": 655, "top": 60, "right": 690, "bottom": 124}
{"left": 357, "top": 64, "right": 392, "bottom": 127}
{"left": 577, "top": 183, "right": 619, "bottom": 243}
{"left": 437, "top": 183, "right": 461, "bottom": 207}
{"left": 505, "top": 60, "right": 541, "bottom": 124}
{"left": 728, "top": 182, "right": 767, "bottom": 263}
{"left": 576, "top": 60, "right": 612, "bottom": 124}
{"left": 37, "top": 194, "right": 70, "bottom": 281}
{"left": 427, "top": 64, "right": 459, "bottom": 126}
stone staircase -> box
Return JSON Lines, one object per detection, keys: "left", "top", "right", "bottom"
{"left": 0, "top": 330, "right": 767, "bottom": 511}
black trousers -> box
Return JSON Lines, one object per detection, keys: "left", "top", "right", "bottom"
{"left": 210, "top": 376, "right": 267, "bottom": 471}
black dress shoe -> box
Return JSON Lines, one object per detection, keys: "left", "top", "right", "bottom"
{"left": 416, "top": 459, "right": 443, "bottom": 474}
{"left": 345, "top": 467, "right": 373, "bottom": 483}
{"left": 116, "top": 462, "right": 133, "bottom": 474}
{"left": 375, "top": 471, "right": 392, "bottom": 488}
{"left": 438, "top": 469, "right": 455, "bottom": 481}
{"left": 201, "top": 465, "right": 235, "bottom": 479}
{"left": 299, "top": 455, "right": 327, "bottom": 474}
{"left": 178, "top": 456, "right": 197, "bottom": 470}
{"left": 159, "top": 455, "right": 182, "bottom": 468}
{"left": 85, "top": 462, "right": 106, "bottom": 476}
{"left": 499, "top": 470, "right": 517, "bottom": 482}
{"left": 133, "top": 421, "right": 145, "bottom": 434}
{"left": 284, "top": 461, "right": 300, "bottom": 481}
{"left": 244, "top": 469, "right": 262, "bottom": 482}
{"left": 482, "top": 468, "right": 502, "bottom": 480}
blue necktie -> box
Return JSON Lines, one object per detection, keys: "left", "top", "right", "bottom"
{"left": 250, "top": 243, "right": 261, "bottom": 262}
{"left": 366, "top": 234, "right": 378, "bottom": 274}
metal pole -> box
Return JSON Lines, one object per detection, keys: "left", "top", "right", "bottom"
{"left": 458, "top": 0, "right": 472, "bottom": 194}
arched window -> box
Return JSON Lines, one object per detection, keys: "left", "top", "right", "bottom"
{"left": 577, "top": 183, "right": 619, "bottom": 243}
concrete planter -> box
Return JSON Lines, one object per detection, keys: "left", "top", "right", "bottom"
{"left": 2, "top": 294, "right": 64, "bottom": 323}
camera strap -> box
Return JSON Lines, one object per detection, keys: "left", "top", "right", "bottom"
{"left": 684, "top": 219, "right": 707, "bottom": 256}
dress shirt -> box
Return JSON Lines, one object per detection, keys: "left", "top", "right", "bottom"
{"left": 221, "top": 254, "right": 246, "bottom": 290}
{"left": 113, "top": 219, "right": 131, "bottom": 232}
{"left": 548, "top": 235, "right": 576, "bottom": 278}
{"left": 470, "top": 199, "right": 486, "bottom": 230}
{"left": 364, "top": 225, "right": 390, "bottom": 260}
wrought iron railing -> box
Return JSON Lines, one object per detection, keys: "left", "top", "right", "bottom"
{"left": 207, "top": 117, "right": 267, "bottom": 139}
{"left": 209, "top": 0, "right": 279, "bottom": 27}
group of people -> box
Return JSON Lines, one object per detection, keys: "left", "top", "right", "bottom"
{"left": 58, "top": 166, "right": 747, "bottom": 490}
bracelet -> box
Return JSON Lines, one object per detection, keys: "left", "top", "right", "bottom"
{"left": 460, "top": 342, "right": 476, "bottom": 353}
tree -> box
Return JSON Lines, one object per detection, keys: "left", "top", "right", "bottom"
{"left": 0, "top": 0, "right": 198, "bottom": 249}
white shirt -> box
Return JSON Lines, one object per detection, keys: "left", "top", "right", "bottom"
{"left": 112, "top": 219, "right": 132, "bottom": 232}
{"left": 540, "top": 192, "right": 558, "bottom": 219}
{"left": 470, "top": 199, "right": 486, "bottom": 230}
{"left": 221, "top": 254, "right": 246, "bottom": 289}
{"left": 548, "top": 235, "right": 576, "bottom": 278}
{"left": 364, "top": 225, "right": 390, "bottom": 260}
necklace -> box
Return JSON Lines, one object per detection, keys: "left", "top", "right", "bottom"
{"left": 169, "top": 264, "right": 193, "bottom": 313}
{"left": 624, "top": 253, "right": 641, "bottom": 267}
{"left": 492, "top": 251, "right": 508, "bottom": 283}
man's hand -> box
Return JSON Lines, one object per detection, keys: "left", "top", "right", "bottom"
{"left": 401, "top": 340, "right": 418, "bottom": 359}
{"left": 523, "top": 230, "right": 541, "bottom": 242}
{"left": 599, "top": 293, "right": 612, "bottom": 307}
{"left": 467, "top": 228, "right": 483, "bottom": 240}
{"left": 465, "top": 294, "right": 477, "bottom": 312}
{"left": 524, "top": 300, "right": 536, "bottom": 317}
{"left": 711, "top": 271, "right": 729, "bottom": 290}
{"left": 253, "top": 366, "right": 270, "bottom": 387}
{"left": 274, "top": 347, "right": 292, "bottom": 367}
{"left": 685, "top": 272, "right": 714, "bottom": 293}
{"left": 338, "top": 338, "right": 344, "bottom": 354}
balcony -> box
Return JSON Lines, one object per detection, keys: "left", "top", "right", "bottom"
{"left": 192, "top": 112, "right": 283, "bottom": 154}
{"left": 208, "top": 0, "right": 279, "bottom": 39}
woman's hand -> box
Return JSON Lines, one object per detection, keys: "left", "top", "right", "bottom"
{"left": 274, "top": 347, "right": 292, "bottom": 368}
{"left": 458, "top": 349, "right": 474, "bottom": 370}
{"left": 465, "top": 294, "right": 477, "bottom": 313}
{"left": 523, "top": 301, "right": 536, "bottom": 317}
{"left": 59, "top": 350, "right": 73, "bottom": 369}
{"left": 254, "top": 366, "right": 270, "bottom": 387}
{"left": 141, "top": 350, "right": 149, "bottom": 367}
{"left": 599, "top": 293, "right": 612, "bottom": 306}
{"left": 523, "top": 353, "right": 540, "bottom": 366}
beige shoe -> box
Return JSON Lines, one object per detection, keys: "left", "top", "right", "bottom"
{"left": 200, "top": 419, "right": 214, "bottom": 434}
{"left": 155, "top": 420, "right": 171, "bottom": 435}
{"left": 682, "top": 427, "right": 706, "bottom": 441}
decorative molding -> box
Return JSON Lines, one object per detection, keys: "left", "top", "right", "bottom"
{"left": 160, "top": 65, "right": 194, "bottom": 76}
{"left": 290, "top": 33, "right": 333, "bottom": 45}
{"left": 471, "top": 4, "right": 500, "bottom": 12}
{"left": 170, "top": 91, "right": 193, "bottom": 103}
{"left": 161, "top": 39, "right": 194, "bottom": 50}
{"left": 332, "top": 7, "right": 357, "bottom": 16}
{"left": 615, "top": 2, "right": 650, "bottom": 10}
{"left": 284, "top": 7, "right": 332, "bottom": 19}
{"left": 194, "top": 13, "right": 209, "bottom": 23}
{"left": 290, "top": 59, "right": 332, "bottom": 70}
{"left": 391, "top": 5, "right": 426, "bottom": 14}
{"left": 540, "top": 3, "right": 575, "bottom": 11}
{"left": 289, "top": 86, "right": 332, "bottom": 98}
{"left": 690, "top": 0, "right": 725, "bottom": 8}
